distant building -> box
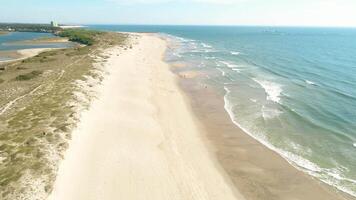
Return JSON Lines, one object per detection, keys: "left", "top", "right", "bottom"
{"left": 51, "top": 21, "right": 59, "bottom": 27}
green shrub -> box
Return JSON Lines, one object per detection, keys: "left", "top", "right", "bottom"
{"left": 58, "top": 29, "right": 102, "bottom": 46}
{"left": 15, "top": 70, "right": 42, "bottom": 81}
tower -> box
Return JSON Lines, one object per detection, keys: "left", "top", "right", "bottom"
{"left": 51, "top": 21, "right": 59, "bottom": 27}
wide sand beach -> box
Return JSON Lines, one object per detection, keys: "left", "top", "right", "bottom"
{"left": 49, "top": 34, "right": 244, "bottom": 200}
{"left": 49, "top": 33, "right": 355, "bottom": 200}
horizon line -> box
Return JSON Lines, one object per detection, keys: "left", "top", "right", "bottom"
{"left": 1, "top": 22, "right": 356, "bottom": 29}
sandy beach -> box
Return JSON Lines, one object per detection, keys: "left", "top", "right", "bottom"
{"left": 49, "top": 34, "right": 243, "bottom": 200}
{"left": 47, "top": 33, "right": 355, "bottom": 200}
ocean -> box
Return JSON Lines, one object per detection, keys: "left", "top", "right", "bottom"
{"left": 96, "top": 25, "right": 356, "bottom": 196}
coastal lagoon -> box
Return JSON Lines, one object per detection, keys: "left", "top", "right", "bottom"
{"left": 0, "top": 32, "right": 74, "bottom": 61}
{"left": 90, "top": 25, "right": 356, "bottom": 197}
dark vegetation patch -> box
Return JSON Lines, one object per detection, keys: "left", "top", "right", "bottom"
{"left": 15, "top": 70, "right": 42, "bottom": 81}
{"left": 58, "top": 29, "right": 102, "bottom": 46}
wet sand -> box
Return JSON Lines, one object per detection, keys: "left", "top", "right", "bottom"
{"left": 177, "top": 67, "right": 355, "bottom": 200}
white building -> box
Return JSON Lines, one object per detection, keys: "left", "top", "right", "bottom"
{"left": 51, "top": 21, "right": 59, "bottom": 27}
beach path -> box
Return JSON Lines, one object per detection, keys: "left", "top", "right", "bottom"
{"left": 48, "top": 34, "right": 243, "bottom": 200}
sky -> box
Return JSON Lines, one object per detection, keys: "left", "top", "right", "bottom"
{"left": 1, "top": 0, "right": 356, "bottom": 27}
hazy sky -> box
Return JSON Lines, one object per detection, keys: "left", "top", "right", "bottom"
{"left": 1, "top": 0, "right": 356, "bottom": 27}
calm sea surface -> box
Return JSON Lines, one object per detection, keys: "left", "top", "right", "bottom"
{"left": 94, "top": 25, "right": 356, "bottom": 196}
{"left": 0, "top": 32, "right": 73, "bottom": 61}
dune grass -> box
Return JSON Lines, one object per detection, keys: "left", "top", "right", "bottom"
{"left": 0, "top": 30, "right": 128, "bottom": 199}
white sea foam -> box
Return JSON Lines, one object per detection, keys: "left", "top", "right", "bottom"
{"left": 201, "top": 43, "right": 213, "bottom": 48}
{"left": 231, "top": 51, "right": 240, "bottom": 55}
{"left": 174, "top": 36, "right": 195, "bottom": 43}
{"left": 223, "top": 86, "right": 356, "bottom": 198}
{"left": 204, "top": 49, "right": 217, "bottom": 53}
{"left": 326, "top": 168, "right": 356, "bottom": 184}
{"left": 217, "top": 68, "right": 226, "bottom": 76}
{"left": 220, "top": 61, "right": 239, "bottom": 68}
{"left": 305, "top": 80, "right": 317, "bottom": 85}
{"left": 172, "top": 52, "right": 182, "bottom": 58}
{"left": 205, "top": 56, "right": 216, "bottom": 60}
{"left": 353, "top": 143, "right": 356, "bottom": 148}
{"left": 232, "top": 68, "right": 241, "bottom": 73}
{"left": 253, "top": 79, "right": 283, "bottom": 103}
{"left": 319, "top": 168, "right": 356, "bottom": 197}
{"left": 223, "top": 86, "right": 321, "bottom": 173}
{"left": 261, "top": 105, "right": 283, "bottom": 119}
{"left": 250, "top": 98, "right": 257, "bottom": 103}
{"left": 191, "top": 49, "right": 216, "bottom": 53}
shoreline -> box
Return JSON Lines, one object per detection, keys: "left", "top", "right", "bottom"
{"left": 172, "top": 55, "right": 355, "bottom": 199}
{"left": 47, "top": 33, "right": 355, "bottom": 200}
{"left": 0, "top": 48, "right": 58, "bottom": 64}
{"left": 49, "top": 33, "right": 243, "bottom": 200}
{"left": 0, "top": 33, "right": 75, "bottom": 64}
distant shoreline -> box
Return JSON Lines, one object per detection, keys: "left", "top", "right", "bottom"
{"left": 0, "top": 48, "right": 59, "bottom": 64}
{"left": 0, "top": 32, "right": 76, "bottom": 63}
{"left": 0, "top": 31, "right": 9, "bottom": 35}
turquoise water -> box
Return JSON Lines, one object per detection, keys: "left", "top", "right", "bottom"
{"left": 89, "top": 25, "right": 356, "bottom": 196}
{"left": 0, "top": 32, "right": 73, "bottom": 61}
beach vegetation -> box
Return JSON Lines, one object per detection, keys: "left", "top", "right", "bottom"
{"left": 0, "top": 31, "right": 128, "bottom": 199}
{"left": 58, "top": 29, "right": 102, "bottom": 45}
{"left": 15, "top": 70, "right": 42, "bottom": 81}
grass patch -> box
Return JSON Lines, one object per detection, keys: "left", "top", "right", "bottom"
{"left": 15, "top": 70, "right": 42, "bottom": 81}
{"left": 22, "top": 53, "right": 57, "bottom": 64}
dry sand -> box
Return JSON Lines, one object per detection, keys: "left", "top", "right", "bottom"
{"left": 0, "top": 48, "right": 53, "bottom": 64}
{"left": 18, "top": 48, "right": 53, "bottom": 58}
{"left": 178, "top": 70, "right": 201, "bottom": 79}
{"left": 48, "top": 34, "right": 243, "bottom": 200}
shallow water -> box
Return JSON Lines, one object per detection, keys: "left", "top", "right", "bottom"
{"left": 0, "top": 32, "right": 74, "bottom": 62}
{"left": 90, "top": 25, "right": 356, "bottom": 197}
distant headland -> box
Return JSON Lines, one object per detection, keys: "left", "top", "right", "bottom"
{"left": 0, "top": 22, "right": 84, "bottom": 34}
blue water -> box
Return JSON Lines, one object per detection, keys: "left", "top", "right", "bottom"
{"left": 89, "top": 25, "right": 356, "bottom": 196}
{"left": 0, "top": 32, "right": 73, "bottom": 61}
